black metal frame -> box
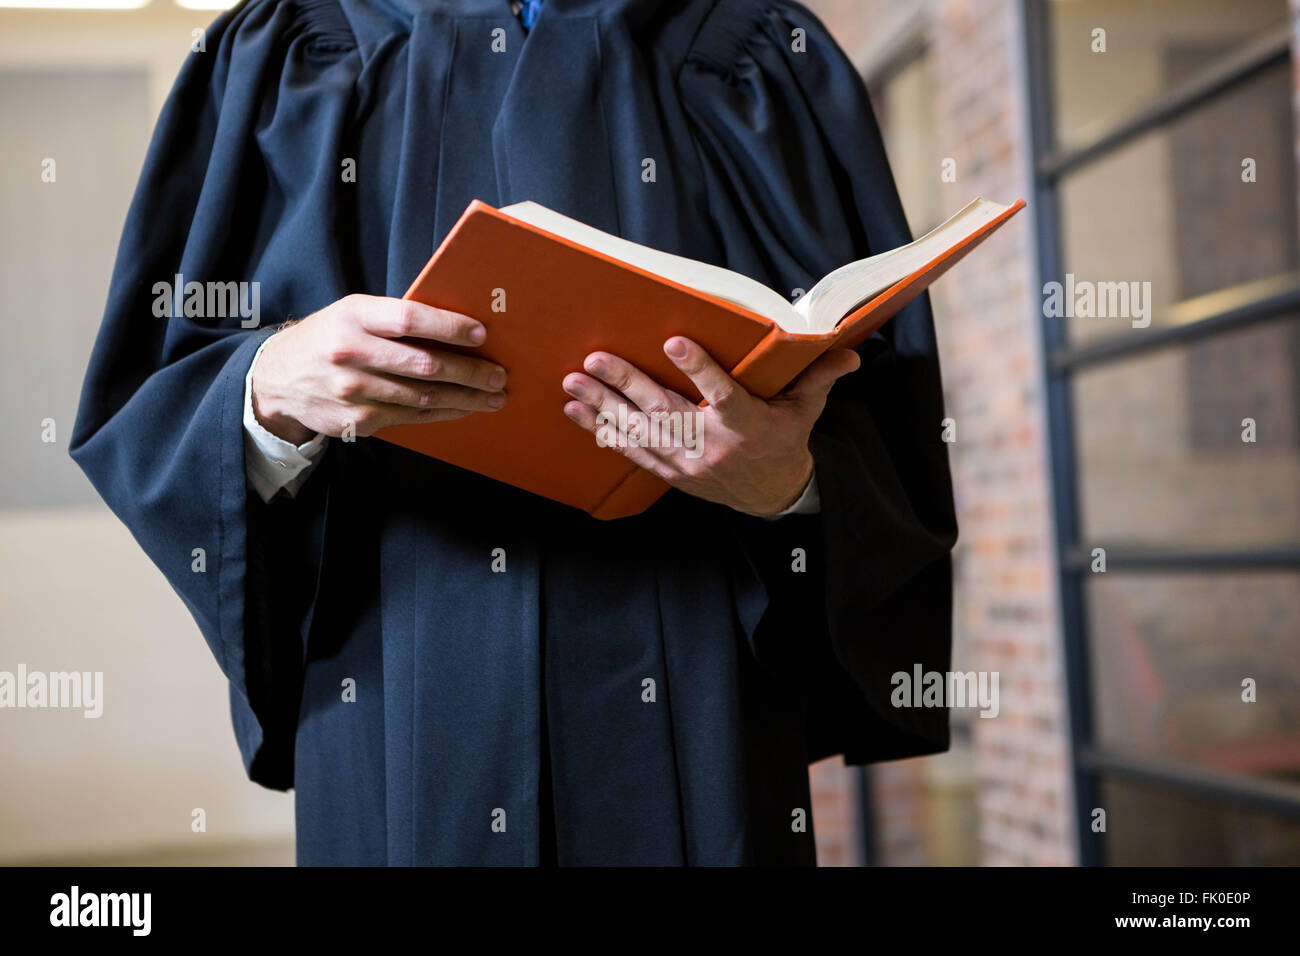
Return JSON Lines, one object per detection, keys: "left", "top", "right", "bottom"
{"left": 856, "top": 766, "right": 877, "bottom": 866}
{"left": 1052, "top": 273, "right": 1300, "bottom": 371}
{"left": 1023, "top": 0, "right": 1300, "bottom": 865}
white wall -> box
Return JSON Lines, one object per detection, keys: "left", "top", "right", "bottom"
{"left": 0, "top": 4, "right": 294, "bottom": 864}
{"left": 0, "top": 508, "right": 294, "bottom": 863}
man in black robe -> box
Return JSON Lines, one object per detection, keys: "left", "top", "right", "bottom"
{"left": 71, "top": 0, "right": 957, "bottom": 865}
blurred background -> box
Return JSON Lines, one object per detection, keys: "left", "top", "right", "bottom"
{"left": 2, "top": 0, "right": 1298, "bottom": 865}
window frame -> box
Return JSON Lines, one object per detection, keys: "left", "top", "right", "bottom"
{"left": 1022, "top": 0, "right": 1300, "bottom": 865}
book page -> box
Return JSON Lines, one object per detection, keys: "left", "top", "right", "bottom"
{"left": 794, "top": 198, "right": 1014, "bottom": 333}
{"left": 499, "top": 201, "right": 809, "bottom": 332}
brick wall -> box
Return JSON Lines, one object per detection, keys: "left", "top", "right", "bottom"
{"left": 804, "top": 0, "right": 1076, "bottom": 866}
{"left": 804, "top": 0, "right": 1300, "bottom": 868}
{"left": 808, "top": 759, "right": 862, "bottom": 866}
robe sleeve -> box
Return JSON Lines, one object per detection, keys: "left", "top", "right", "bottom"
{"left": 69, "top": 0, "right": 355, "bottom": 789}
{"left": 679, "top": 0, "right": 960, "bottom": 763}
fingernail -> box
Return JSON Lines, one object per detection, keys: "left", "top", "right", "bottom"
{"left": 488, "top": 392, "right": 507, "bottom": 409}
{"left": 489, "top": 369, "right": 506, "bottom": 390}
{"left": 563, "top": 379, "right": 586, "bottom": 399}
{"left": 469, "top": 325, "right": 487, "bottom": 344}
{"left": 584, "top": 356, "right": 607, "bottom": 376}
{"left": 665, "top": 338, "right": 688, "bottom": 359}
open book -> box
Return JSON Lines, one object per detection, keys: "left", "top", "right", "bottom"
{"left": 375, "top": 196, "right": 1025, "bottom": 518}
{"left": 500, "top": 197, "right": 1019, "bottom": 334}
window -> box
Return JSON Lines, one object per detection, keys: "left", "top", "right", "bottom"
{"left": 1026, "top": 0, "right": 1300, "bottom": 864}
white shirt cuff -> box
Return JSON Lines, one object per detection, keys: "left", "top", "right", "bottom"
{"left": 243, "top": 336, "right": 328, "bottom": 503}
{"left": 753, "top": 474, "right": 820, "bottom": 520}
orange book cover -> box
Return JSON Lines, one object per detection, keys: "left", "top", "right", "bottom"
{"left": 375, "top": 198, "right": 1026, "bottom": 519}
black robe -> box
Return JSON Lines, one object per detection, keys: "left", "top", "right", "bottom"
{"left": 71, "top": 0, "right": 957, "bottom": 865}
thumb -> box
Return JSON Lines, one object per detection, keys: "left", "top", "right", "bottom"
{"left": 784, "top": 348, "right": 861, "bottom": 408}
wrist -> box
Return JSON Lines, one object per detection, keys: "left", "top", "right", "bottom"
{"left": 750, "top": 448, "right": 815, "bottom": 516}
{"left": 250, "top": 335, "right": 314, "bottom": 445}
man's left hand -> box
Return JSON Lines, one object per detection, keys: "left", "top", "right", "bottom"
{"left": 562, "top": 336, "right": 860, "bottom": 516}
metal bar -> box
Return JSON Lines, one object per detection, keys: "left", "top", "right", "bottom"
{"left": 1050, "top": 276, "right": 1300, "bottom": 372}
{"left": 1039, "top": 25, "right": 1292, "bottom": 181}
{"left": 1062, "top": 545, "right": 1300, "bottom": 574}
{"left": 1023, "top": 0, "right": 1102, "bottom": 867}
{"left": 1080, "top": 747, "right": 1300, "bottom": 821}
{"left": 856, "top": 767, "right": 877, "bottom": 867}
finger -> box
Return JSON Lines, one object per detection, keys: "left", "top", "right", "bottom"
{"left": 346, "top": 339, "right": 507, "bottom": 392}
{"left": 562, "top": 401, "right": 679, "bottom": 483}
{"left": 663, "top": 337, "right": 754, "bottom": 417}
{"left": 561, "top": 371, "right": 631, "bottom": 425}
{"left": 782, "top": 348, "right": 861, "bottom": 407}
{"left": 563, "top": 372, "right": 701, "bottom": 463}
{"left": 336, "top": 371, "right": 507, "bottom": 413}
{"left": 349, "top": 404, "right": 473, "bottom": 437}
{"left": 582, "top": 352, "right": 682, "bottom": 417}
{"left": 352, "top": 296, "right": 487, "bottom": 346}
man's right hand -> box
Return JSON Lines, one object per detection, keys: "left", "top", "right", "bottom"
{"left": 250, "top": 295, "right": 507, "bottom": 445}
